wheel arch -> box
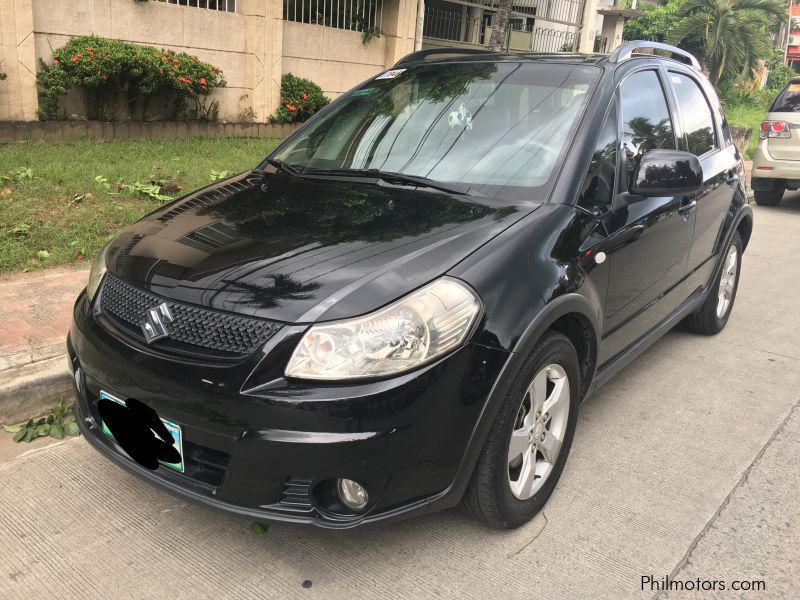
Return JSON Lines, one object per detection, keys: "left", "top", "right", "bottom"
{"left": 508, "top": 293, "right": 601, "bottom": 400}
{"left": 736, "top": 211, "right": 753, "bottom": 252}
{"left": 445, "top": 293, "right": 601, "bottom": 506}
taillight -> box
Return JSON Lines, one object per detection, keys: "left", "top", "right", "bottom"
{"left": 759, "top": 120, "right": 791, "bottom": 139}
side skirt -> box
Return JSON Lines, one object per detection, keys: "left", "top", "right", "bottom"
{"left": 588, "top": 287, "right": 707, "bottom": 396}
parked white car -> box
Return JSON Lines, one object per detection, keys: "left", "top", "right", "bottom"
{"left": 752, "top": 77, "right": 800, "bottom": 206}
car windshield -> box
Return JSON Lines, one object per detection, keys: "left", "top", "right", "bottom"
{"left": 771, "top": 81, "right": 800, "bottom": 112}
{"left": 267, "top": 61, "right": 599, "bottom": 201}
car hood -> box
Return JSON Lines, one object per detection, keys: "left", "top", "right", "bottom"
{"left": 106, "top": 171, "right": 538, "bottom": 323}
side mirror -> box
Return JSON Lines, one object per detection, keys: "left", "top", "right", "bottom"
{"left": 629, "top": 149, "right": 703, "bottom": 197}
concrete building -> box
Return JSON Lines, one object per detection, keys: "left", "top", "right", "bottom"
{"left": 0, "top": 0, "right": 630, "bottom": 122}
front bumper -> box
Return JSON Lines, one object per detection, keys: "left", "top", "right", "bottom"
{"left": 68, "top": 290, "right": 508, "bottom": 528}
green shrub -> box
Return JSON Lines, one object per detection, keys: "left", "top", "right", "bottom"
{"left": 37, "top": 35, "right": 225, "bottom": 121}
{"left": 765, "top": 49, "right": 797, "bottom": 92}
{"left": 35, "top": 61, "right": 71, "bottom": 120}
{"left": 717, "top": 78, "right": 772, "bottom": 111}
{"left": 272, "top": 73, "right": 329, "bottom": 124}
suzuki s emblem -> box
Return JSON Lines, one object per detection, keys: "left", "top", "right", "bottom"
{"left": 141, "top": 303, "right": 173, "bottom": 343}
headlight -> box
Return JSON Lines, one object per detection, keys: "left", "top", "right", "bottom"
{"left": 285, "top": 278, "right": 481, "bottom": 380}
{"left": 86, "top": 244, "right": 109, "bottom": 303}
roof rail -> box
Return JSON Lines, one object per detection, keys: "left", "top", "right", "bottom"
{"left": 608, "top": 41, "right": 700, "bottom": 69}
{"left": 395, "top": 48, "right": 495, "bottom": 66}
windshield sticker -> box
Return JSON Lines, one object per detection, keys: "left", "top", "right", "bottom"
{"left": 376, "top": 68, "right": 406, "bottom": 80}
{"left": 448, "top": 103, "right": 473, "bottom": 131}
{"left": 788, "top": 83, "right": 800, "bottom": 92}
{"left": 352, "top": 88, "right": 376, "bottom": 96}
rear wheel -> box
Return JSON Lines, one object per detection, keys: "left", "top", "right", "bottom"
{"left": 683, "top": 232, "right": 742, "bottom": 335}
{"left": 461, "top": 331, "right": 580, "bottom": 529}
{"left": 753, "top": 186, "right": 784, "bottom": 206}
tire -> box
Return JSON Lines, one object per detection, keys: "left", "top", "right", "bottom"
{"left": 753, "top": 186, "right": 783, "bottom": 206}
{"left": 461, "top": 331, "right": 580, "bottom": 529}
{"left": 683, "top": 232, "right": 743, "bottom": 335}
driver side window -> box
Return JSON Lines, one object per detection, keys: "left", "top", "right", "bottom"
{"left": 618, "top": 70, "right": 676, "bottom": 191}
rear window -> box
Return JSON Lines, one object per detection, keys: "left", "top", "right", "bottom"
{"left": 770, "top": 82, "right": 800, "bottom": 112}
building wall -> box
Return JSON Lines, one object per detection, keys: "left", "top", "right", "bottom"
{"left": 1, "top": 0, "right": 414, "bottom": 122}
{"left": 30, "top": 0, "right": 250, "bottom": 121}
{"left": 282, "top": 21, "right": 388, "bottom": 99}
{"left": 0, "top": 0, "right": 38, "bottom": 121}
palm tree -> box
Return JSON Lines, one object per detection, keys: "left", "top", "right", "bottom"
{"left": 489, "top": 0, "right": 514, "bottom": 52}
{"left": 667, "top": 0, "right": 787, "bottom": 85}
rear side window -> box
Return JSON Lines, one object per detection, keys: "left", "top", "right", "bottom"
{"left": 618, "top": 70, "right": 676, "bottom": 188}
{"left": 770, "top": 82, "right": 800, "bottom": 112}
{"left": 670, "top": 72, "right": 716, "bottom": 156}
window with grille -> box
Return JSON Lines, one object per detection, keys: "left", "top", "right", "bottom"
{"left": 156, "top": 0, "right": 236, "bottom": 13}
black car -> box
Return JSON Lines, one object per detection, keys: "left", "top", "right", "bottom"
{"left": 68, "top": 41, "right": 753, "bottom": 529}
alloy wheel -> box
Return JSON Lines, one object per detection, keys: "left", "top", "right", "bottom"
{"left": 716, "top": 244, "right": 738, "bottom": 319}
{"left": 507, "top": 363, "right": 570, "bottom": 500}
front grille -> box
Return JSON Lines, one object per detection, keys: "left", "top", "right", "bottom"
{"left": 100, "top": 274, "right": 282, "bottom": 355}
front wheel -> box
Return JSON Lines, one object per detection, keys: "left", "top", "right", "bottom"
{"left": 461, "top": 331, "right": 580, "bottom": 529}
{"left": 683, "top": 232, "right": 742, "bottom": 335}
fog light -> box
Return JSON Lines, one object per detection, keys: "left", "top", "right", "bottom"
{"left": 337, "top": 478, "right": 368, "bottom": 511}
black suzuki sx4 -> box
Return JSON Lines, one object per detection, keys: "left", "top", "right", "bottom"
{"left": 69, "top": 42, "right": 753, "bottom": 529}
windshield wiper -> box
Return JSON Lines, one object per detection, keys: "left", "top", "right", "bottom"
{"left": 303, "top": 168, "right": 476, "bottom": 196}
{"left": 262, "top": 158, "right": 300, "bottom": 176}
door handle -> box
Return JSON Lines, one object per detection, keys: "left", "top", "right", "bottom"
{"left": 678, "top": 199, "right": 697, "bottom": 214}
{"left": 726, "top": 171, "right": 739, "bottom": 185}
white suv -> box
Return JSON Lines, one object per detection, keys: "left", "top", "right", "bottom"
{"left": 752, "top": 78, "right": 800, "bottom": 206}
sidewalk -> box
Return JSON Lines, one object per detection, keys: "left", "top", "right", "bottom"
{"left": 0, "top": 267, "right": 88, "bottom": 423}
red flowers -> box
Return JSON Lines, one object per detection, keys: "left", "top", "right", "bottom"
{"left": 200, "top": 77, "right": 206, "bottom": 85}
{"left": 53, "top": 59, "right": 59, "bottom": 64}
{"left": 302, "top": 93, "right": 308, "bottom": 100}
{"left": 286, "top": 104, "right": 296, "bottom": 112}
{"left": 70, "top": 54, "right": 80, "bottom": 63}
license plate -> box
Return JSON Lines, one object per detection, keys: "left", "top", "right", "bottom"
{"left": 98, "top": 390, "right": 184, "bottom": 473}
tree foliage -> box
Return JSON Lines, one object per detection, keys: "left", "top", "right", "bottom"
{"left": 667, "top": 0, "right": 786, "bottom": 84}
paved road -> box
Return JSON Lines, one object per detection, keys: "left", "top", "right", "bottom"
{"left": 1, "top": 198, "right": 799, "bottom": 600}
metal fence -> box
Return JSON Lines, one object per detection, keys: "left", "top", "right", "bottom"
{"left": 423, "top": 7, "right": 579, "bottom": 53}
{"left": 477, "top": 0, "right": 585, "bottom": 26}
{"left": 283, "top": 0, "right": 384, "bottom": 32}
{"left": 423, "top": 9, "right": 486, "bottom": 44}
{"left": 155, "top": 0, "right": 236, "bottom": 11}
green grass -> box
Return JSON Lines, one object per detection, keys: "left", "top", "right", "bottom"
{"left": 0, "top": 137, "right": 279, "bottom": 273}
{"left": 724, "top": 103, "right": 766, "bottom": 160}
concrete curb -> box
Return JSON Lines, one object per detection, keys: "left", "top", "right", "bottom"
{"left": 0, "top": 354, "right": 72, "bottom": 425}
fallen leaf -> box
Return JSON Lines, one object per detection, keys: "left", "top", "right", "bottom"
{"left": 37, "top": 250, "right": 51, "bottom": 260}
{"left": 74, "top": 251, "right": 85, "bottom": 261}
{"left": 250, "top": 522, "right": 269, "bottom": 535}
{"left": 0, "top": 188, "right": 11, "bottom": 197}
